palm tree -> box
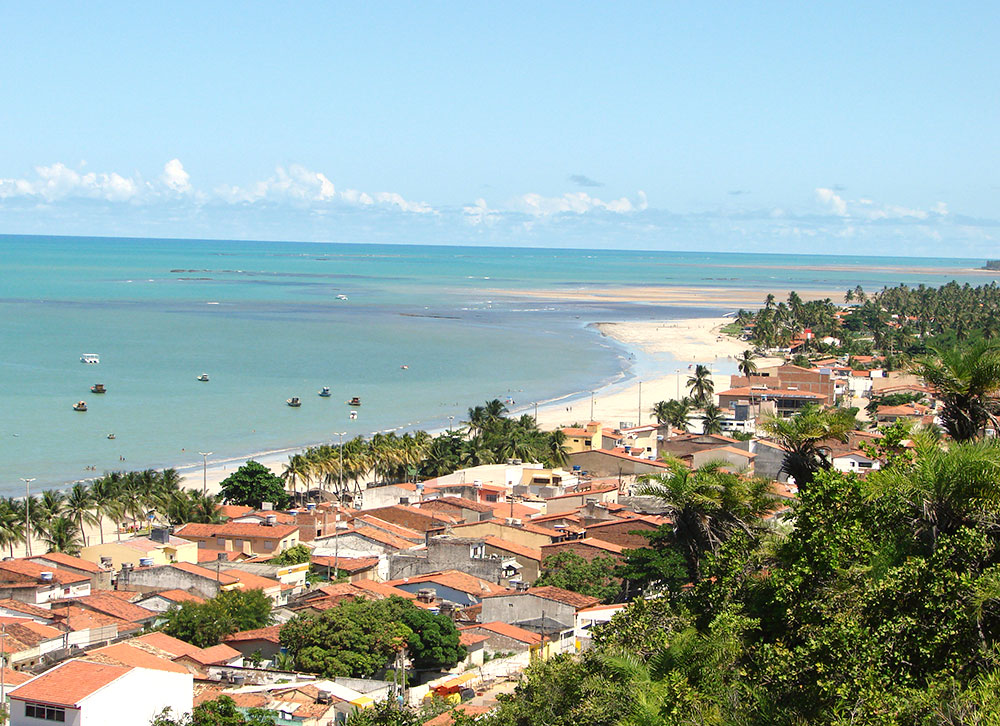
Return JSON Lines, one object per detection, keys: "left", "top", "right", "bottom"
{"left": 64, "top": 483, "right": 97, "bottom": 547}
{"left": 0, "top": 499, "right": 23, "bottom": 557}
{"left": 637, "top": 459, "right": 772, "bottom": 582}
{"left": 701, "top": 403, "right": 725, "bottom": 435}
{"left": 545, "top": 429, "right": 570, "bottom": 468}
{"left": 914, "top": 342, "right": 1000, "bottom": 442}
{"left": 651, "top": 400, "right": 673, "bottom": 424}
{"left": 868, "top": 436, "right": 1000, "bottom": 553}
{"left": 40, "top": 516, "right": 83, "bottom": 555}
{"left": 686, "top": 365, "right": 715, "bottom": 407}
{"left": 760, "top": 404, "right": 856, "bottom": 486}
{"left": 736, "top": 350, "right": 757, "bottom": 381}
{"left": 89, "top": 476, "right": 120, "bottom": 544}
{"left": 282, "top": 454, "right": 311, "bottom": 504}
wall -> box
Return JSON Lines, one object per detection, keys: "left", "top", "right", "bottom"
{"left": 567, "top": 450, "right": 669, "bottom": 479}
{"left": 80, "top": 667, "right": 192, "bottom": 726}
{"left": 484, "top": 544, "right": 540, "bottom": 583}
{"left": 546, "top": 488, "right": 618, "bottom": 516}
{"left": 120, "top": 566, "right": 224, "bottom": 599}
{"left": 584, "top": 520, "right": 658, "bottom": 549}
{"left": 79, "top": 540, "right": 198, "bottom": 570}
{"left": 481, "top": 594, "right": 576, "bottom": 630}
{"left": 388, "top": 538, "right": 502, "bottom": 581}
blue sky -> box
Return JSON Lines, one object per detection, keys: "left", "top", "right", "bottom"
{"left": 1, "top": 2, "right": 998, "bottom": 256}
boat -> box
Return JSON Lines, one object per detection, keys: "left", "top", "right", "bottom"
{"left": 336, "top": 294, "right": 348, "bottom": 301}
{"left": 318, "top": 387, "right": 331, "bottom": 397}
{"left": 73, "top": 401, "right": 88, "bottom": 411}
{"left": 107, "top": 433, "right": 116, "bottom": 440}
{"left": 91, "top": 383, "right": 106, "bottom": 394}
{"left": 347, "top": 396, "right": 361, "bottom": 406}
{"left": 197, "top": 373, "right": 210, "bottom": 382}
{"left": 287, "top": 397, "right": 302, "bottom": 408}
{"left": 349, "top": 411, "right": 358, "bottom": 420}
{"left": 400, "top": 365, "right": 409, "bottom": 370}
{"left": 80, "top": 353, "right": 100, "bottom": 364}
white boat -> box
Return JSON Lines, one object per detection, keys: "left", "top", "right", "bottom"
{"left": 197, "top": 373, "right": 210, "bottom": 382}
{"left": 80, "top": 353, "right": 100, "bottom": 364}
{"left": 318, "top": 387, "right": 331, "bottom": 397}
{"left": 336, "top": 294, "right": 348, "bottom": 301}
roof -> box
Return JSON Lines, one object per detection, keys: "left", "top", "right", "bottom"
{"left": 877, "top": 403, "right": 928, "bottom": 416}
{"left": 166, "top": 561, "right": 239, "bottom": 585}
{"left": 543, "top": 537, "right": 625, "bottom": 554}
{"left": 30, "top": 552, "right": 103, "bottom": 574}
{"left": 0, "top": 667, "right": 31, "bottom": 686}
{"left": 222, "top": 568, "right": 281, "bottom": 592}
{"left": 352, "top": 579, "right": 418, "bottom": 600}
{"left": 420, "top": 496, "right": 495, "bottom": 514}
{"left": 311, "top": 556, "right": 379, "bottom": 573}
{"left": 0, "top": 598, "right": 59, "bottom": 620}
{"left": 141, "top": 589, "right": 205, "bottom": 605}
{"left": 223, "top": 625, "right": 282, "bottom": 644}
{"left": 423, "top": 704, "right": 493, "bottom": 726}
{"left": 490, "top": 502, "right": 542, "bottom": 519}
{"left": 132, "top": 632, "right": 201, "bottom": 658}
{"left": 180, "top": 643, "right": 241, "bottom": 665}
{"left": 483, "top": 536, "right": 542, "bottom": 562}
{"left": 698, "top": 445, "right": 756, "bottom": 460}
{"left": 461, "top": 621, "right": 543, "bottom": 645}
{"left": 174, "top": 521, "right": 298, "bottom": 540}
{"left": 484, "top": 585, "right": 600, "bottom": 609}
{"left": 117, "top": 534, "right": 193, "bottom": 552}
{"left": 560, "top": 427, "right": 592, "bottom": 437}
{"left": 9, "top": 659, "right": 132, "bottom": 706}
{"left": 386, "top": 570, "right": 505, "bottom": 598}
{"left": 717, "top": 387, "right": 826, "bottom": 400}
{"left": 459, "top": 632, "right": 490, "bottom": 647}
{"left": 353, "top": 515, "right": 425, "bottom": 541}
{"left": 216, "top": 504, "right": 254, "bottom": 519}
{"left": 196, "top": 548, "right": 246, "bottom": 564}
{"left": 546, "top": 486, "right": 619, "bottom": 501}
{"left": 89, "top": 642, "right": 190, "bottom": 674}
{"left": 570, "top": 448, "right": 673, "bottom": 468}
{"left": 326, "top": 525, "right": 416, "bottom": 551}
{"left": 51, "top": 593, "right": 155, "bottom": 623}
{"left": 56, "top": 605, "right": 142, "bottom": 635}
{"left": 0, "top": 559, "right": 90, "bottom": 586}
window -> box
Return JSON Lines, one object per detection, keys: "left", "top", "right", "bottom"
{"left": 25, "top": 703, "right": 66, "bottom": 721}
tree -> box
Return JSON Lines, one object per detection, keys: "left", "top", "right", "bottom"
{"left": 759, "top": 404, "right": 856, "bottom": 486}
{"left": 269, "top": 543, "right": 312, "bottom": 565}
{"left": 535, "top": 551, "right": 620, "bottom": 602}
{"left": 161, "top": 589, "right": 273, "bottom": 648}
{"left": 686, "top": 364, "right": 715, "bottom": 407}
{"left": 152, "top": 696, "right": 274, "bottom": 726}
{"left": 220, "top": 460, "right": 291, "bottom": 509}
{"left": 700, "top": 403, "right": 725, "bottom": 435}
{"left": 635, "top": 459, "right": 772, "bottom": 583}
{"left": 40, "top": 515, "right": 83, "bottom": 555}
{"left": 280, "top": 597, "right": 463, "bottom": 677}
{"left": 914, "top": 342, "right": 1000, "bottom": 441}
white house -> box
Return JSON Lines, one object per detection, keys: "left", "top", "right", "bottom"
{"left": 832, "top": 450, "right": 881, "bottom": 474}
{"left": 8, "top": 659, "right": 192, "bottom": 726}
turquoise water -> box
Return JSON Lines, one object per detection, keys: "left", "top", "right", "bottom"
{"left": 0, "top": 234, "right": 994, "bottom": 490}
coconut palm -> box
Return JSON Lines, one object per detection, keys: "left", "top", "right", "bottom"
{"left": 282, "top": 454, "right": 312, "bottom": 504}
{"left": 686, "top": 365, "right": 715, "bottom": 407}
{"left": 40, "top": 516, "right": 83, "bottom": 555}
{"left": 637, "top": 459, "right": 772, "bottom": 582}
{"left": 89, "top": 476, "right": 120, "bottom": 544}
{"left": 546, "top": 429, "right": 570, "bottom": 468}
{"left": 914, "top": 342, "right": 1000, "bottom": 442}
{"left": 760, "top": 404, "right": 856, "bottom": 486}
{"left": 64, "top": 483, "right": 97, "bottom": 547}
{"left": 0, "top": 499, "right": 24, "bottom": 557}
{"left": 701, "top": 403, "right": 725, "bottom": 435}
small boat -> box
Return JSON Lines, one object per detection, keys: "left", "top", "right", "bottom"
{"left": 287, "top": 397, "right": 302, "bottom": 408}
{"left": 107, "top": 433, "right": 116, "bottom": 440}
{"left": 197, "top": 373, "right": 210, "bottom": 382}
{"left": 318, "top": 387, "right": 331, "bottom": 397}
{"left": 347, "top": 397, "right": 361, "bottom": 406}
{"left": 336, "top": 294, "right": 348, "bottom": 301}
{"left": 400, "top": 365, "right": 409, "bottom": 370}
{"left": 91, "top": 383, "right": 106, "bottom": 394}
{"left": 349, "top": 411, "right": 358, "bottom": 420}
{"left": 80, "top": 353, "right": 100, "bottom": 364}
{"left": 73, "top": 401, "right": 88, "bottom": 412}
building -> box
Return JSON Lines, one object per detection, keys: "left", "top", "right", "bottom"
{"left": 79, "top": 530, "right": 199, "bottom": 570}
{"left": 717, "top": 386, "right": 827, "bottom": 418}
{"left": 384, "top": 570, "right": 506, "bottom": 607}
{"left": 544, "top": 486, "right": 619, "bottom": 516}
{"left": 173, "top": 521, "right": 299, "bottom": 557}
{"left": 118, "top": 562, "right": 241, "bottom": 599}
{"left": 458, "top": 621, "right": 543, "bottom": 653}
{"left": 540, "top": 538, "right": 624, "bottom": 564}
{"left": 480, "top": 585, "right": 600, "bottom": 634}
{"left": 8, "top": 659, "right": 192, "bottom": 726}
{"left": 0, "top": 560, "right": 91, "bottom": 604}
{"left": 26, "top": 553, "right": 111, "bottom": 590}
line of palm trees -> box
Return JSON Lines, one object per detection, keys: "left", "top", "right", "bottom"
{"left": 281, "top": 399, "right": 571, "bottom": 499}
{"left": 650, "top": 361, "right": 735, "bottom": 435}
{"left": 0, "top": 469, "right": 220, "bottom": 557}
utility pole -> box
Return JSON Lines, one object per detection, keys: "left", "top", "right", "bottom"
{"left": 590, "top": 391, "right": 595, "bottom": 421}
{"left": 198, "top": 452, "right": 212, "bottom": 497}
{"left": 334, "top": 432, "right": 346, "bottom": 501}
{"left": 20, "top": 478, "right": 34, "bottom": 556}
{"left": 637, "top": 381, "right": 642, "bottom": 426}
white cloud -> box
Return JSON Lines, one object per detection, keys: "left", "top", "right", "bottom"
{"left": 161, "top": 159, "right": 191, "bottom": 194}
{"left": 0, "top": 162, "right": 142, "bottom": 202}
{"left": 512, "top": 190, "right": 647, "bottom": 217}
{"left": 816, "top": 187, "right": 948, "bottom": 222}
{"left": 815, "top": 187, "right": 847, "bottom": 216}
{"left": 463, "top": 198, "right": 501, "bottom": 226}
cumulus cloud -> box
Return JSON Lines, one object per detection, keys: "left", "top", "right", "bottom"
{"left": 513, "top": 190, "right": 648, "bottom": 217}
{"left": 463, "top": 198, "right": 501, "bottom": 226}
{"left": 0, "top": 162, "right": 142, "bottom": 202}
{"left": 161, "top": 159, "right": 191, "bottom": 194}
{"left": 816, "top": 187, "right": 848, "bottom": 216}
{"left": 568, "top": 174, "right": 604, "bottom": 188}
{"left": 815, "top": 187, "right": 948, "bottom": 222}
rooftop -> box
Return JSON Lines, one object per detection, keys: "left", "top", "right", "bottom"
{"left": 484, "top": 585, "right": 600, "bottom": 609}
{"left": 174, "top": 521, "right": 298, "bottom": 540}
{"left": 9, "top": 659, "right": 132, "bottom": 707}
{"left": 461, "top": 621, "right": 543, "bottom": 645}
{"left": 386, "top": 570, "right": 505, "bottom": 598}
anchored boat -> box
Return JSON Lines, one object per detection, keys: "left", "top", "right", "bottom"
{"left": 91, "top": 383, "right": 106, "bottom": 394}
{"left": 197, "top": 373, "right": 210, "bottom": 382}
{"left": 287, "top": 397, "right": 302, "bottom": 408}
{"left": 347, "top": 396, "right": 361, "bottom": 406}
{"left": 73, "top": 401, "right": 88, "bottom": 412}
{"left": 80, "top": 353, "right": 100, "bottom": 364}
{"left": 318, "top": 387, "right": 332, "bottom": 397}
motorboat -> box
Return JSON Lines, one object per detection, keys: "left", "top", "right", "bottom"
{"left": 347, "top": 396, "right": 361, "bottom": 406}
{"left": 318, "top": 387, "right": 331, "bottom": 397}
{"left": 349, "top": 411, "right": 358, "bottom": 420}
{"left": 91, "top": 383, "right": 107, "bottom": 394}
{"left": 107, "top": 433, "right": 116, "bottom": 440}
{"left": 400, "top": 365, "right": 409, "bottom": 370}
{"left": 287, "top": 397, "right": 302, "bottom": 408}
{"left": 336, "top": 294, "right": 348, "bottom": 301}
{"left": 80, "top": 353, "right": 100, "bottom": 364}
{"left": 197, "top": 373, "right": 210, "bottom": 382}
{"left": 73, "top": 401, "right": 88, "bottom": 412}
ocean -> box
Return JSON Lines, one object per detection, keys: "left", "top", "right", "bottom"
{"left": 0, "top": 234, "right": 993, "bottom": 491}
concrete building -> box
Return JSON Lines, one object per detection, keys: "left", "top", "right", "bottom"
{"left": 566, "top": 449, "right": 673, "bottom": 479}
{"left": 8, "top": 659, "right": 192, "bottom": 726}
{"left": 540, "top": 538, "right": 624, "bottom": 564}
{"left": 173, "top": 521, "right": 299, "bottom": 557}
{"left": 117, "top": 562, "right": 241, "bottom": 599}
{"left": 458, "top": 621, "right": 543, "bottom": 653}
{"left": 26, "top": 553, "right": 112, "bottom": 591}
{"left": 545, "top": 486, "right": 619, "bottom": 515}
{"left": 384, "top": 570, "right": 506, "bottom": 607}
{"left": 79, "top": 530, "right": 199, "bottom": 571}
{"left": 0, "top": 561, "right": 91, "bottom": 604}
{"left": 480, "top": 585, "right": 600, "bottom": 634}
{"left": 388, "top": 536, "right": 507, "bottom": 582}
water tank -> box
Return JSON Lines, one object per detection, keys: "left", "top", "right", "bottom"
{"left": 39, "top": 571, "right": 53, "bottom": 582}
{"left": 138, "top": 557, "right": 154, "bottom": 567}
{"left": 265, "top": 514, "right": 277, "bottom": 526}
{"left": 306, "top": 503, "right": 316, "bottom": 511}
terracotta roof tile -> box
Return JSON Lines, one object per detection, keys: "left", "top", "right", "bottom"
{"left": 460, "top": 621, "right": 542, "bottom": 645}
{"left": 311, "top": 556, "right": 379, "bottom": 573}
{"left": 0, "top": 560, "right": 90, "bottom": 585}
{"left": 483, "top": 536, "right": 542, "bottom": 562}
{"left": 89, "top": 642, "right": 190, "bottom": 674}
{"left": 30, "top": 552, "right": 103, "bottom": 573}
{"left": 483, "top": 585, "right": 600, "bottom": 609}
{"left": 9, "top": 659, "right": 131, "bottom": 706}
{"left": 51, "top": 593, "right": 155, "bottom": 623}
{"left": 542, "top": 537, "right": 624, "bottom": 554}
{"left": 419, "top": 496, "right": 495, "bottom": 514}
{"left": 222, "top": 569, "right": 280, "bottom": 592}
{"left": 175, "top": 521, "right": 298, "bottom": 540}
{"left": 385, "top": 570, "right": 505, "bottom": 597}
{"left": 180, "top": 643, "right": 241, "bottom": 665}
{"left": 141, "top": 589, "right": 205, "bottom": 605}
{"left": 223, "top": 625, "right": 282, "bottom": 644}
{"left": 166, "top": 562, "right": 239, "bottom": 585}
{"left": 0, "top": 598, "right": 59, "bottom": 620}
{"left": 132, "top": 632, "right": 201, "bottom": 658}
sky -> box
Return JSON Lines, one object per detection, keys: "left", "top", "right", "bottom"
{"left": 1, "top": 2, "right": 998, "bottom": 256}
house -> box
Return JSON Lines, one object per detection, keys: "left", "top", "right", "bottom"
{"left": 0, "top": 560, "right": 91, "bottom": 604}
{"left": 384, "top": 570, "right": 505, "bottom": 607}
{"left": 173, "top": 521, "right": 299, "bottom": 557}
{"left": 221, "top": 569, "right": 282, "bottom": 603}
{"left": 359, "top": 505, "right": 458, "bottom": 534}
{"left": 388, "top": 536, "right": 507, "bottom": 582}
{"left": 717, "top": 387, "right": 827, "bottom": 418}
{"left": 832, "top": 450, "right": 882, "bottom": 474}
{"left": 431, "top": 519, "right": 562, "bottom": 551}
{"left": 539, "top": 538, "right": 624, "bottom": 564}
{"left": 117, "top": 562, "right": 241, "bottom": 599}
{"left": 729, "top": 363, "right": 836, "bottom": 401}
{"left": 313, "top": 526, "right": 418, "bottom": 556}
{"left": 559, "top": 422, "right": 602, "bottom": 453}
{"left": 8, "top": 658, "right": 192, "bottom": 726}
{"left": 351, "top": 515, "right": 425, "bottom": 544}
{"left": 566, "top": 449, "right": 673, "bottom": 479}
{"left": 222, "top": 625, "right": 283, "bottom": 661}
{"left": 544, "top": 486, "right": 619, "bottom": 516}
{"left": 311, "top": 556, "right": 381, "bottom": 582}
{"left": 575, "top": 602, "right": 628, "bottom": 641}
{"left": 480, "top": 585, "right": 600, "bottom": 634}
{"left": 27, "top": 553, "right": 112, "bottom": 590}
{"left": 458, "top": 621, "right": 543, "bottom": 653}
{"left": 875, "top": 402, "right": 931, "bottom": 424}
{"left": 79, "top": 529, "right": 199, "bottom": 570}
{"left": 135, "top": 589, "right": 206, "bottom": 614}
{"left": 48, "top": 592, "right": 159, "bottom": 630}
{"left": 689, "top": 446, "right": 756, "bottom": 473}
{"left": 417, "top": 496, "right": 496, "bottom": 523}
{"left": 583, "top": 517, "right": 661, "bottom": 549}
{"left": 483, "top": 536, "right": 543, "bottom": 583}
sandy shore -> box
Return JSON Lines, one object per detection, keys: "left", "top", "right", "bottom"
{"left": 486, "top": 285, "right": 845, "bottom": 308}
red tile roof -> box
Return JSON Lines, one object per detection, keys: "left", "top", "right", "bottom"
{"left": 0, "top": 560, "right": 90, "bottom": 586}
{"left": 326, "top": 526, "right": 416, "bottom": 551}
{"left": 167, "top": 562, "right": 239, "bottom": 585}
{"left": 545, "top": 486, "right": 619, "bottom": 501}
{"left": 386, "top": 570, "right": 506, "bottom": 598}
{"left": 223, "top": 625, "right": 282, "bottom": 644}
{"left": 542, "top": 537, "right": 624, "bottom": 554}
{"left": 419, "top": 496, "right": 495, "bottom": 514}
{"left": 461, "top": 621, "right": 542, "bottom": 645}
{"left": 132, "top": 631, "right": 201, "bottom": 658}
{"left": 181, "top": 643, "right": 242, "bottom": 665}
{"left": 0, "top": 598, "right": 60, "bottom": 620}
{"left": 483, "top": 536, "right": 542, "bottom": 562}
{"left": 9, "top": 659, "right": 132, "bottom": 706}
{"left": 311, "top": 556, "right": 379, "bottom": 573}
{"left": 483, "top": 585, "right": 600, "bottom": 609}
{"left": 717, "top": 386, "right": 826, "bottom": 400}
{"left": 175, "top": 521, "right": 298, "bottom": 540}
{"left": 89, "top": 642, "right": 190, "bottom": 674}
{"left": 51, "top": 593, "right": 155, "bottom": 623}
{"left": 222, "top": 569, "right": 280, "bottom": 592}
{"left": 141, "top": 589, "right": 205, "bottom": 605}
{"left": 353, "top": 515, "right": 425, "bottom": 541}
{"left": 30, "top": 552, "right": 103, "bottom": 573}
{"left": 197, "top": 548, "right": 246, "bottom": 564}
{"left": 459, "top": 632, "right": 490, "bottom": 647}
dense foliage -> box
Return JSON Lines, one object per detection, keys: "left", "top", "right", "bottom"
{"left": 534, "top": 551, "right": 621, "bottom": 602}
{"left": 268, "top": 542, "right": 312, "bottom": 565}
{"left": 219, "top": 459, "right": 291, "bottom": 509}
{"left": 152, "top": 695, "right": 274, "bottom": 725}
{"left": 161, "top": 588, "right": 273, "bottom": 648}
{"left": 279, "top": 596, "right": 465, "bottom": 677}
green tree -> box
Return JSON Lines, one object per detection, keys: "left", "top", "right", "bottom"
{"left": 700, "top": 402, "right": 725, "bottom": 434}
{"left": 269, "top": 543, "right": 312, "bottom": 565}
{"left": 220, "top": 460, "right": 291, "bottom": 509}
{"left": 759, "top": 403, "right": 856, "bottom": 486}
{"left": 686, "top": 364, "right": 715, "bottom": 407}
{"left": 40, "top": 515, "right": 83, "bottom": 555}
{"left": 152, "top": 695, "right": 274, "bottom": 726}
{"left": 161, "top": 588, "right": 272, "bottom": 647}
{"left": 534, "top": 551, "right": 620, "bottom": 602}
{"left": 914, "top": 341, "right": 1000, "bottom": 441}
